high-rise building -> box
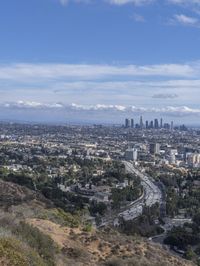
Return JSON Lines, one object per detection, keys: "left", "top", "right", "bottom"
{"left": 140, "top": 116, "right": 143, "bottom": 129}
{"left": 131, "top": 118, "right": 134, "bottom": 128}
{"left": 125, "top": 118, "right": 130, "bottom": 128}
{"left": 145, "top": 120, "right": 149, "bottom": 129}
{"left": 150, "top": 121, "right": 154, "bottom": 129}
{"left": 125, "top": 148, "right": 138, "bottom": 161}
{"left": 149, "top": 143, "right": 160, "bottom": 155}
{"left": 154, "top": 118, "right": 159, "bottom": 129}
{"left": 171, "top": 121, "right": 174, "bottom": 131}
{"left": 160, "top": 118, "right": 163, "bottom": 128}
{"left": 164, "top": 123, "right": 170, "bottom": 130}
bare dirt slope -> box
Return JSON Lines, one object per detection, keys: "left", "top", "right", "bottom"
{"left": 27, "top": 218, "right": 195, "bottom": 266}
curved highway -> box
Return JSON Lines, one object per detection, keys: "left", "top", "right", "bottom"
{"left": 119, "top": 161, "right": 163, "bottom": 221}
{"left": 99, "top": 161, "right": 163, "bottom": 227}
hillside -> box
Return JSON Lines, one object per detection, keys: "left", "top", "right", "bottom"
{"left": 0, "top": 180, "right": 195, "bottom": 266}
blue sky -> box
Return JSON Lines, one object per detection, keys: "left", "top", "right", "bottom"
{"left": 1, "top": 0, "right": 200, "bottom": 124}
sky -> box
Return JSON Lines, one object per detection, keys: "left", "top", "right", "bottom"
{"left": 1, "top": 0, "right": 200, "bottom": 124}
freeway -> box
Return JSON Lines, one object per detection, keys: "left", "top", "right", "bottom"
{"left": 99, "top": 161, "right": 164, "bottom": 227}
{"left": 118, "top": 161, "right": 163, "bottom": 221}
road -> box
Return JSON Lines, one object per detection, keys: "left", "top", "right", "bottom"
{"left": 150, "top": 217, "right": 192, "bottom": 247}
{"left": 99, "top": 161, "right": 163, "bottom": 227}
{"left": 118, "top": 161, "right": 163, "bottom": 221}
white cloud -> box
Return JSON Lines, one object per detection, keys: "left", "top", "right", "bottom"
{"left": 171, "top": 14, "right": 199, "bottom": 26}
{"left": 59, "top": 0, "right": 69, "bottom": 5}
{"left": 169, "top": 0, "right": 200, "bottom": 6}
{"left": 131, "top": 13, "right": 146, "bottom": 22}
{"left": 57, "top": 0, "right": 154, "bottom": 6}
{"left": 71, "top": 103, "right": 127, "bottom": 111}
{"left": 0, "top": 62, "right": 198, "bottom": 81}
{"left": 58, "top": 0, "right": 200, "bottom": 8}
{"left": 53, "top": 79, "right": 200, "bottom": 91}
{"left": 58, "top": 0, "right": 91, "bottom": 5}
{"left": 70, "top": 104, "right": 200, "bottom": 116}
{"left": 2, "top": 101, "right": 200, "bottom": 117}
{"left": 0, "top": 62, "right": 200, "bottom": 120}
{"left": 3, "top": 101, "right": 64, "bottom": 109}
{"left": 107, "top": 0, "right": 153, "bottom": 5}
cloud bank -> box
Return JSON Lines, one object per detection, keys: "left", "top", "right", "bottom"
{"left": 2, "top": 101, "right": 200, "bottom": 118}
{"left": 0, "top": 62, "right": 198, "bottom": 81}
{"left": 0, "top": 61, "right": 199, "bottom": 123}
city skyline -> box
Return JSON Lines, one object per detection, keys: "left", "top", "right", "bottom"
{"left": 124, "top": 116, "right": 176, "bottom": 129}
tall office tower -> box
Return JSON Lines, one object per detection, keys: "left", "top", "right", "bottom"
{"left": 145, "top": 120, "right": 149, "bottom": 129}
{"left": 180, "top": 124, "right": 188, "bottom": 131}
{"left": 171, "top": 121, "right": 174, "bottom": 131}
{"left": 160, "top": 118, "right": 163, "bottom": 128}
{"left": 125, "top": 148, "right": 138, "bottom": 161}
{"left": 131, "top": 118, "right": 134, "bottom": 128}
{"left": 140, "top": 116, "right": 143, "bottom": 129}
{"left": 150, "top": 121, "right": 154, "bottom": 129}
{"left": 125, "top": 118, "right": 130, "bottom": 128}
{"left": 149, "top": 143, "right": 160, "bottom": 155}
{"left": 154, "top": 118, "right": 159, "bottom": 129}
{"left": 164, "top": 123, "right": 170, "bottom": 130}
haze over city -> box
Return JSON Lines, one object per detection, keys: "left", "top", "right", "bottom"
{"left": 0, "top": 0, "right": 200, "bottom": 124}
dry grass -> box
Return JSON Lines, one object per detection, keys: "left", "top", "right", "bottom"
{"left": 26, "top": 219, "right": 195, "bottom": 266}
{"left": 0, "top": 180, "right": 195, "bottom": 266}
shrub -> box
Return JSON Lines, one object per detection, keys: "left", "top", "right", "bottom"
{"left": 12, "top": 222, "right": 57, "bottom": 266}
{"left": 62, "top": 246, "right": 85, "bottom": 259}
{"left": 0, "top": 238, "right": 28, "bottom": 266}
{"left": 104, "top": 258, "right": 124, "bottom": 266}
{"left": 83, "top": 223, "right": 92, "bottom": 232}
{"left": 37, "top": 208, "right": 80, "bottom": 228}
{"left": 0, "top": 237, "right": 47, "bottom": 266}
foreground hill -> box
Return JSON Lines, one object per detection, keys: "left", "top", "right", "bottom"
{"left": 0, "top": 180, "right": 195, "bottom": 266}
